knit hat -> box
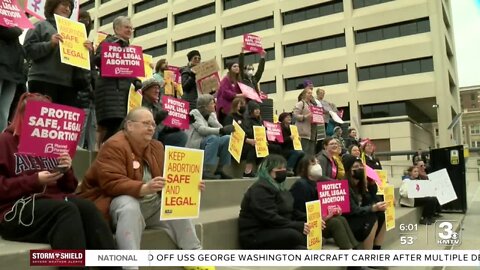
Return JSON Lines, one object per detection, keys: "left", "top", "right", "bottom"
{"left": 334, "top": 126, "right": 342, "bottom": 133}
{"left": 226, "top": 62, "right": 236, "bottom": 70}
{"left": 247, "top": 100, "right": 260, "bottom": 115}
{"left": 187, "top": 50, "right": 201, "bottom": 61}
{"left": 278, "top": 112, "right": 292, "bottom": 123}
{"left": 342, "top": 154, "right": 362, "bottom": 173}
{"left": 303, "top": 79, "right": 313, "bottom": 88}
{"left": 141, "top": 78, "right": 161, "bottom": 92}
{"left": 196, "top": 94, "right": 214, "bottom": 115}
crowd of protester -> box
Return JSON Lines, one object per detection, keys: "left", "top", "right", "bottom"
{"left": 0, "top": 3, "right": 443, "bottom": 270}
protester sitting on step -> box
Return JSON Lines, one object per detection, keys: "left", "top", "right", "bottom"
{"left": 0, "top": 93, "right": 118, "bottom": 267}
{"left": 290, "top": 155, "right": 359, "bottom": 250}
{"left": 413, "top": 160, "right": 443, "bottom": 217}
{"left": 217, "top": 62, "right": 244, "bottom": 126}
{"left": 344, "top": 127, "right": 360, "bottom": 149}
{"left": 239, "top": 154, "right": 320, "bottom": 249}
{"left": 186, "top": 94, "right": 233, "bottom": 179}
{"left": 348, "top": 144, "right": 361, "bottom": 158}
{"left": 223, "top": 97, "right": 246, "bottom": 125}
{"left": 342, "top": 154, "right": 387, "bottom": 250}
{"left": 316, "top": 137, "right": 340, "bottom": 181}
{"left": 271, "top": 112, "right": 304, "bottom": 176}
{"left": 399, "top": 166, "right": 438, "bottom": 225}
{"left": 141, "top": 78, "right": 188, "bottom": 147}
{"left": 78, "top": 108, "right": 206, "bottom": 270}
{"left": 332, "top": 138, "right": 345, "bottom": 180}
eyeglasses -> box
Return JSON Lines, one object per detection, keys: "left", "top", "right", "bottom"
{"left": 130, "top": 120, "right": 156, "bottom": 129}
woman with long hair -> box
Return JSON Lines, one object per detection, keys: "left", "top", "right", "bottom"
{"left": 293, "top": 87, "right": 317, "bottom": 155}
{"left": 290, "top": 155, "right": 358, "bottom": 250}
{"left": 223, "top": 97, "right": 246, "bottom": 125}
{"left": 316, "top": 137, "right": 340, "bottom": 181}
{"left": 217, "top": 62, "right": 244, "bottom": 126}
{"left": 238, "top": 154, "right": 311, "bottom": 249}
{"left": 0, "top": 93, "right": 118, "bottom": 269}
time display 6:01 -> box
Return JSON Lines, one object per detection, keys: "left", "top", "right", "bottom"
{"left": 399, "top": 223, "right": 418, "bottom": 231}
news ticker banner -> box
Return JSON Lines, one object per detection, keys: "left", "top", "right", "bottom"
{"left": 30, "top": 250, "right": 480, "bottom": 267}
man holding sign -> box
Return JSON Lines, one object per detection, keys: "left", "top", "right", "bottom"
{"left": 79, "top": 108, "right": 206, "bottom": 258}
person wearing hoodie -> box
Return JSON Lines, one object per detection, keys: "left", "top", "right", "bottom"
{"left": 238, "top": 47, "right": 266, "bottom": 94}
{"left": 141, "top": 78, "right": 188, "bottom": 147}
{"left": 186, "top": 94, "right": 233, "bottom": 179}
{"left": 24, "top": 0, "right": 93, "bottom": 107}
{"left": 217, "top": 62, "right": 244, "bottom": 126}
{"left": 0, "top": 25, "right": 25, "bottom": 132}
{"left": 0, "top": 93, "right": 118, "bottom": 269}
{"left": 181, "top": 50, "right": 201, "bottom": 110}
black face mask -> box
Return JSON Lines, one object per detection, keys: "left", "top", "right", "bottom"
{"left": 238, "top": 106, "right": 246, "bottom": 114}
{"left": 274, "top": 170, "right": 288, "bottom": 183}
{"left": 352, "top": 168, "right": 365, "bottom": 180}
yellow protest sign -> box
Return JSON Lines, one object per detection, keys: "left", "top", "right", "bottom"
{"left": 160, "top": 146, "right": 203, "bottom": 220}
{"left": 290, "top": 125, "right": 302, "bottom": 151}
{"left": 127, "top": 84, "right": 142, "bottom": 113}
{"left": 139, "top": 54, "right": 153, "bottom": 81}
{"left": 306, "top": 200, "right": 322, "bottom": 250}
{"left": 228, "top": 121, "right": 245, "bottom": 163}
{"left": 253, "top": 126, "right": 269, "bottom": 158}
{"left": 375, "top": 170, "right": 388, "bottom": 195}
{"left": 54, "top": 15, "right": 90, "bottom": 70}
{"left": 384, "top": 185, "right": 395, "bottom": 231}
{"left": 95, "top": 31, "right": 108, "bottom": 48}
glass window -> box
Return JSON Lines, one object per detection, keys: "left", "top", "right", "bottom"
{"left": 369, "top": 65, "right": 386, "bottom": 80}
{"left": 281, "top": 0, "right": 343, "bottom": 25}
{"left": 80, "top": 0, "right": 95, "bottom": 10}
{"left": 366, "top": 29, "right": 382, "bottom": 42}
{"left": 223, "top": 48, "right": 275, "bottom": 67}
{"left": 134, "top": 0, "right": 167, "bottom": 13}
{"left": 134, "top": 19, "right": 167, "bottom": 38}
{"left": 357, "top": 57, "right": 433, "bottom": 81}
{"left": 355, "top": 17, "right": 430, "bottom": 44}
{"left": 174, "top": 3, "right": 215, "bottom": 25}
{"left": 471, "top": 125, "right": 480, "bottom": 135}
{"left": 355, "top": 32, "right": 367, "bottom": 44}
{"left": 283, "top": 34, "right": 345, "bottom": 58}
{"left": 420, "top": 58, "right": 434, "bottom": 72}
{"left": 402, "top": 60, "right": 421, "bottom": 75}
{"left": 417, "top": 19, "right": 430, "bottom": 32}
{"left": 260, "top": 80, "right": 276, "bottom": 94}
{"left": 382, "top": 25, "right": 399, "bottom": 39}
{"left": 399, "top": 22, "right": 417, "bottom": 36}
{"left": 100, "top": 8, "right": 128, "bottom": 26}
{"left": 385, "top": 62, "right": 402, "bottom": 77}
{"left": 353, "top": 0, "right": 393, "bottom": 9}
{"left": 223, "top": 16, "right": 274, "bottom": 39}
{"left": 285, "top": 69, "right": 348, "bottom": 91}
{"left": 174, "top": 31, "right": 215, "bottom": 52}
{"left": 223, "top": 0, "right": 256, "bottom": 10}
{"left": 143, "top": 44, "right": 167, "bottom": 57}
{"left": 100, "top": 0, "right": 111, "bottom": 4}
{"left": 357, "top": 68, "right": 369, "bottom": 81}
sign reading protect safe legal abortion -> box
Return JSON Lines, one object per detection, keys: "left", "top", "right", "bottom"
{"left": 0, "top": 0, "right": 34, "bottom": 29}
{"left": 160, "top": 146, "right": 204, "bottom": 220}
{"left": 243, "top": 34, "right": 263, "bottom": 53}
{"left": 101, "top": 43, "right": 144, "bottom": 78}
{"left": 317, "top": 180, "right": 350, "bottom": 217}
{"left": 18, "top": 101, "right": 85, "bottom": 158}
{"left": 162, "top": 96, "right": 189, "bottom": 130}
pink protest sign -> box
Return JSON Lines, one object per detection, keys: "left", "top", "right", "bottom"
{"left": 100, "top": 43, "right": 145, "bottom": 78}
{"left": 365, "top": 165, "right": 382, "bottom": 186}
{"left": 310, "top": 106, "right": 324, "bottom": 124}
{"left": 0, "top": 0, "right": 34, "bottom": 29}
{"left": 18, "top": 101, "right": 85, "bottom": 158}
{"left": 238, "top": 82, "right": 262, "bottom": 103}
{"left": 166, "top": 66, "right": 181, "bottom": 84}
{"left": 263, "top": 121, "right": 283, "bottom": 143}
{"left": 243, "top": 34, "right": 263, "bottom": 53}
{"left": 317, "top": 180, "right": 350, "bottom": 217}
{"left": 162, "top": 95, "right": 190, "bottom": 130}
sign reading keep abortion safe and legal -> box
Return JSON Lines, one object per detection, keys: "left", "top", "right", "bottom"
{"left": 18, "top": 101, "right": 85, "bottom": 158}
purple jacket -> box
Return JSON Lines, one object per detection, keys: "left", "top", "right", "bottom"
{"left": 217, "top": 76, "right": 241, "bottom": 115}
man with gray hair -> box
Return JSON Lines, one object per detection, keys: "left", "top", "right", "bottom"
{"left": 79, "top": 108, "right": 205, "bottom": 269}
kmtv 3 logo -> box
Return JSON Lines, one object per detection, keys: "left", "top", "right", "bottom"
{"left": 435, "top": 220, "right": 461, "bottom": 246}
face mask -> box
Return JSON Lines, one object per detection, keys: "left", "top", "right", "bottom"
{"left": 309, "top": 164, "right": 323, "bottom": 179}
{"left": 238, "top": 106, "right": 246, "bottom": 114}
{"left": 352, "top": 168, "right": 365, "bottom": 180}
{"left": 274, "top": 170, "right": 287, "bottom": 183}
{"left": 247, "top": 70, "right": 254, "bottom": 76}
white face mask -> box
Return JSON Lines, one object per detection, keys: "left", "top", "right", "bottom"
{"left": 247, "top": 70, "right": 254, "bottom": 76}
{"left": 309, "top": 164, "right": 323, "bottom": 180}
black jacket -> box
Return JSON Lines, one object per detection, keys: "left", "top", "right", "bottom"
{"left": 289, "top": 177, "right": 317, "bottom": 213}
{"left": 345, "top": 186, "right": 378, "bottom": 217}
{"left": 180, "top": 65, "right": 197, "bottom": 110}
{"left": 344, "top": 136, "right": 360, "bottom": 149}
{"left": 239, "top": 52, "right": 265, "bottom": 93}
{"left": 94, "top": 35, "right": 140, "bottom": 122}
{"left": 0, "top": 26, "right": 25, "bottom": 83}
{"left": 223, "top": 112, "right": 244, "bottom": 126}
{"left": 239, "top": 179, "right": 306, "bottom": 238}
{"left": 241, "top": 115, "right": 262, "bottom": 139}
{"left": 316, "top": 150, "right": 338, "bottom": 181}
{"left": 365, "top": 154, "right": 382, "bottom": 170}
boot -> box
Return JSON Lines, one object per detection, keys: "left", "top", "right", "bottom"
{"left": 215, "top": 165, "right": 233, "bottom": 179}
{"left": 203, "top": 165, "right": 220, "bottom": 180}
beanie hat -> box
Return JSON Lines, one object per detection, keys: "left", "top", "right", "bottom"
{"left": 342, "top": 154, "right": 362, "bottom": 173}
{"left": 141, "top": 78, "right": 161, "bottom": 92}
{"left": 187, "top": 50, "right": 201, "bottom": 61}
{"left": 279, "top": 112, "right": 292, "bottom": 123}
{"left": 334, "top": 126, "right": 342, "bottom": 133}
{"left": 303, "top": 79, "right": 313, "bottom": 88}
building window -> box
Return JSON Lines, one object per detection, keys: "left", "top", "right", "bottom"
{"left": 143, "top": 44, "right": 167, "bottom": 58}
{"left": 285, "top": 69, "right": 348, "bottom": 91}
{"left": 174, "top": 3, "right": 215, "bottom": 25}
{"left": 223, "top": 16, "right": 274, "bottom": 39}
{"left": 352, "top": 0, "right": 394, "bottom": 9}
{"left": 357, "top": 57, "right": 433, "bottom": 81}
{"left": 472, "top": 141, "right": 480, "bottom": 148}
{"left": 174, "top": 31, "right": 216, "bottom": 52}
{"left": 355, "top": 17, "right": 430, "bottom": 44}
{"left": 283, "top": 34, "right": 345, "bottom": 58}
{"left": 282, "top": 0, "right": 343, "bottom": 25}
{"left": 471, "top": 125, "right": 480, "bottom": 135}
{"left": 134, "top": 19, "right": 167, "bottom": 38}
{"left": 435, "top": 128, "right": 439, "bottom": 136}
{"left": 259, "top": 80, "right": 276, "bottom": 94}
{"left": 223, "top": 48, "right": 275, "bottom": 68}
{"left": 100, "top": 8, "right": 128, "bottom": 26}
{"left": 223, "top": 0, "right": 256, "bottom": 10}
{"left": 134, "top": 0, "right": 168, "bottom": 13}
{"left": 100, "top": 0, "right": 111, "bottom": 4}
{"left": 80, "top": 0, "right": 95, "bottom": 10}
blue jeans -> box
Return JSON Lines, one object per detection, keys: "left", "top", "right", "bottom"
{"left": 0, "top": 80, "right": 16, "bottom": 132}
{"left": 200, "top": 135, "right": 231, "bottom": 168}
{"left": 158, "top": 130, "right": 188, "bottom": 147}
{"left": 286, "top": 150, "right": 305, "bottom": 171}
{"left": 77, "top": 106, "right": 97, "bottom": 150}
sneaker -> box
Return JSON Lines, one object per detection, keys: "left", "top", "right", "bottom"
{"left": 419, "top": 217, "right": 433, "bottom": 225}
{"left": 243, "top": 172, "right": 256, "bottom": 178}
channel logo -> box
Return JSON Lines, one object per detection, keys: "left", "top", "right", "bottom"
{"left": 435, "top": 220, "right": 462, "bottom": 246}
{"left": 30, "top": 250, "right": 85, "bottom": 267}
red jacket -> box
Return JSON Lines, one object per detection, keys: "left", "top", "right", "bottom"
{"left": 0, "top": 131, "right": 78, "bottom": 223}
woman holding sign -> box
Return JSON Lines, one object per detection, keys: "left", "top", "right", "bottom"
{"left": 0, "top": 93, "right": 118, "bottom": 261}
{"left": 293, "top": 87, "right": 318, "bottom": 156}
{"left": 290, "top": 155, "right": 359, "bottom": 250}
{"left": 239, "top": 155, "right": 312, "bottom": 249}
{"left": 217, "top": 62, "right": 244, "bottom": 126}
{"left": 342, "top": 154, "right": 387, "bottom": 250}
